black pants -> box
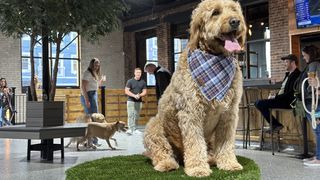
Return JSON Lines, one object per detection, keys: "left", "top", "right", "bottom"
{"left": 254, "top": 98, "right": 292, "bottom": 127}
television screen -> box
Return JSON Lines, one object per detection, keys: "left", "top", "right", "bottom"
{"left": 295, "top": 0, "right": 320, "bottom": 28}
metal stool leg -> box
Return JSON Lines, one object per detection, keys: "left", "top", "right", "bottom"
{"left": 242, "top": 107, "right": 246, "bottom": 148}
{"left": 260, "top": 116, "right": 265, "bottom": 150}
{"left": 276, "top": 112, "right": 281, "bottom": 152}
{"left": 277, "top": 131, "right": 281, "bottom": 152}
{"left": 270, "top": 109, "right": 274, "bottom": 155}
{"left": 245, "top": 107, "right": 250, "bottom": 148}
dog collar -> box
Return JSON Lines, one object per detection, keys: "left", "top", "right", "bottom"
{"left": 187, "top": 49, "right": 236, "bottom": 101}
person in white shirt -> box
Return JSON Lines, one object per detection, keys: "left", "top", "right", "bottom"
{"left": 80, "top": 58, "right": 105, "bottom": 145}
{"left": 81, "top": 58, "right": 105, "bottom": 114}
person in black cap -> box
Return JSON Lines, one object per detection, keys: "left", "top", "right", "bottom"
{"left": 144, "top": 63, "right": 172, "bottom": 102}
{"left": 255, "top": 54, "right": 301, "bottom": 131}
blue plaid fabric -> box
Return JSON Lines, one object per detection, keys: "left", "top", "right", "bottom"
{"left": 187, "top": 49, "right": 236, "bottom": 101}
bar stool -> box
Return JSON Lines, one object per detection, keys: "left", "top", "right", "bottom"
{"left": 244, "top": 87, "right": 263, "bottom": 148}
{"left": 265, "top": 108, "right": 303, "bottom": 155}
{"left": 237, "top": 93, "right": 247, "bottom": 148}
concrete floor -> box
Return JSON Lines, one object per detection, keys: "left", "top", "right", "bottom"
{"left": 0, "top": 129, "right": 319, "bottom": 180}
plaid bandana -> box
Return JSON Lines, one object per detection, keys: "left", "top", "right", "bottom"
{"left": 187, "top": 49, "right": 236, "bottom": 101}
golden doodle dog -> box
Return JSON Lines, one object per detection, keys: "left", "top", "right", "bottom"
{"left": 143, "top": 0, "right": 246, "bottom": 177}
{"left": 77, "top": 121, "right": 128, "bottom": 151}
{"left": 65, "top": 113, "right": 106, "bottom": 148}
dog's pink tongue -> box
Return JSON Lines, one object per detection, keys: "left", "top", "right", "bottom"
{"left": 224, "top": 39, "right": 241, "bottom": 52}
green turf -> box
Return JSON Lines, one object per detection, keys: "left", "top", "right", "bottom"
{"left": 66, "top": 155, "right": 260, "bottom": 180}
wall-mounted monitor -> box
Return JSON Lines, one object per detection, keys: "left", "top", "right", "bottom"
{"left": 295, "top": 0, "right": 320, "bottom": 28}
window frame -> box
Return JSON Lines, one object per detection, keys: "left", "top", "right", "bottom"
{"left": 20, "top": 32, "right": 81, "bottom": 90}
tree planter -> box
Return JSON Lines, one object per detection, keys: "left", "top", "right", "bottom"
{"left": 26, "top": 101, "right": 64, "bottom": 127}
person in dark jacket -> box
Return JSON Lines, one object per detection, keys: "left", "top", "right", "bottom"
{"left": 255, "top": 54, "right": 301, "bottom": 131}
{"left": 144, "top": 63, "right": 172, "bottom": 101}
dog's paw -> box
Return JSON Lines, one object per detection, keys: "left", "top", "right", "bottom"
{"left": 217, "top": 161, "right": 243, "bottom": 171}
{"left": 154, "top": 158, "right": 179, "bottom": 172}
{"left": 185, "top": 166, "right": 212, "bottom": 177}
{"left": 142, "top": 151, "right": 151, "bottom": 158}
{"left": 207, "top": 155, "right": 217, "bottom": 166}
{"left": 111, "top": 147, "right": 116, "bottom": 150}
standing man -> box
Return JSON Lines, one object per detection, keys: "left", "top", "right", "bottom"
{"left": 144, "top": 63, "right": 171, "bottom": 101}
{"left": 125, "top": 68, "right": 147, "bottom": 135}
{"left": 255, "top": 54, "right": 301, "bottom": 131}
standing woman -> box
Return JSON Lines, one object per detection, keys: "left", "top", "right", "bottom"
{"left": 80, "top": 58, "right": 105, "bottom": 145}
{"left": 80, "top": 58, "right": 105, "bottom": 115}
{"left": 295, "top": 45, "right": 320, "bottom": 166}
{"left": 0, "top": 78, "right": 12, "bottom": 127}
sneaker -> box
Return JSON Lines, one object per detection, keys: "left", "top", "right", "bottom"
{"left": 303, "top": 159, "right": 320, "bottom": 167}
{"left": 264, "top": 125, "right": 284, "bottom": 134}
{"left": 273, "top": 125, "right": 284, "bottom": 131}
{"left": 303, "top": 156, "right": 316, "bottom": 162}
{"left": 126, "top": 129, "right": 133, "bottom": 135}
{"left": 133, "top": 129, "right": 142, "bottom": 134}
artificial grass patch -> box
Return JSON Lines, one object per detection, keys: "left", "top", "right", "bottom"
{"left": 66, "top": 155, "right": 260, "bottom": 180}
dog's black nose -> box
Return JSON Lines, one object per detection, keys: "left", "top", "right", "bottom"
{"left": 229, "top": 18, "right": 240, "bottom": 29}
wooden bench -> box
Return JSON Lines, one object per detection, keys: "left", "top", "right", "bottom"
{"left": 0, "top": 123, "right": 87, "bottom": 161}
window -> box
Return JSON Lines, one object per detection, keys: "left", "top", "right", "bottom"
{"left": 174, "top": 38, "right": 188, "bottom": 71}
{"left": 146, "top": 37, "right": 158, "bottom": 86}
{"left": 21, "top": 32, "right": 80, "bottom": 88}
{"left": 244, "top": 3, "right": 270, "bottom": 79}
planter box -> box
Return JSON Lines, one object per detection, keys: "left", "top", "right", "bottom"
{"left": 26, "top": 101, "right": 65, "bottom": 127}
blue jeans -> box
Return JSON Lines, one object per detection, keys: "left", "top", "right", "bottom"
{"left": 0, "top": 106, "right": 11, "bottom": 127}
{"left": 0, "top": 107, "right": 2, "bottom": 127}
{"left": 305, "top": 100, "right": 320, "bottom": 160}
{"left": 80, "top": 91, "right": 98, "bottom": 114}
{"left": 80, "top": 90, "right": 98, "bottom": 144}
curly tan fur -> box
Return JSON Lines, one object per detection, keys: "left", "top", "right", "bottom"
{"left": 143, "top": 0, "right": 246, "bottom": 177}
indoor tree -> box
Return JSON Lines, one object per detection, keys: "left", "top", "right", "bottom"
{"left": 0, "top": 0, "right": 127, "bottom": 101}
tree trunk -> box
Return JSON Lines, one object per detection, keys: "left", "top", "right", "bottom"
{"left": 29, "top": 34, "right": 37, "bottom": 101}
{"left": 49, "top": 33, "right": 63, "bottom": 101}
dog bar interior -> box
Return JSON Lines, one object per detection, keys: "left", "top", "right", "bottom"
{"left": 0, "top": 0, "right": 320, "bottom": 179}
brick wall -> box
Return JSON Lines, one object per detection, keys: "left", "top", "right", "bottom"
{"left": 269, "top": 0, "right": 290, "bottom": 81}
{"left": 0, "top": 34, "right": 21, "bottom": 93}
{"left": 81, "top": 30, "right": 125, "bottom": 89}
{"left": 123, "top": 32, "right": 136, "bottom": 81}
{"left": 157, "top": 22, "right": 173, "bottom": 72}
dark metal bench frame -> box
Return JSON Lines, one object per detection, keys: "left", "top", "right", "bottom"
{"left": 0, "top": 123, "right": 86, "bottom": 161}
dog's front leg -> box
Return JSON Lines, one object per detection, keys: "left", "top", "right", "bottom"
{"left": 106, "top": 139, "right": 116, "bottom": 150}
{"left": 208, "top": 106, "right": 242, "bottom": 171}
{"left": 110, "top": 138, "right": 118, "bottom": 146}
{"left": 177, "top": 110, "right": 212, "bottom": 177}
{"left": 65, "top": 138, "right": 72, "bottom": 148}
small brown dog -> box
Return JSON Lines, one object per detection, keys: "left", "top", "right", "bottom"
{"left": 65, "top": 113, "right": 107, "bottom": 148}
{"left": 77, "top": 121, "right": 128, "bottom": 151}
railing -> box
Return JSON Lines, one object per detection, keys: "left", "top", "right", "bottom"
{"left": 12, "top": 93, "right": 27, "bottom": 124}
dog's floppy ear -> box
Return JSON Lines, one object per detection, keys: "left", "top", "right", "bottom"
{"left": 188, "top": 9, "right": 203, "bottom": 51}
{"left": 238, "top": 31, "right": 246, "bottom": 48}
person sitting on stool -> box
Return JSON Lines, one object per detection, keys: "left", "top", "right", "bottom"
{"left": 255, "top": 54, "right": 301, "bottom": 131}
